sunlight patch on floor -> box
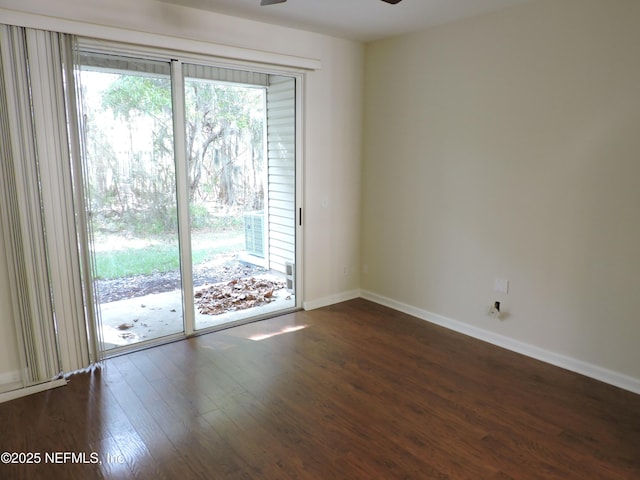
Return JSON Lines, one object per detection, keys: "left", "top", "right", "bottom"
{"left": 248, "top": 324, "right": 307, "bottom": 341}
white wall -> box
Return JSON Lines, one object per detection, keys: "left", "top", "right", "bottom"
{"left": 362, "top": 0, "right": 640, "bottom": 383}
{"left": 0, "top": 0, "right": 364, "bottom": 307}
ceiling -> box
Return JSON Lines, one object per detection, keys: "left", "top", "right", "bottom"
{"left": 158, "top": 0, "right": 532, "bottom": 42}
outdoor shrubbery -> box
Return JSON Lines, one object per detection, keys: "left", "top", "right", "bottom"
{"left": 81, "top": 67, "right": 265, "bottom": 281}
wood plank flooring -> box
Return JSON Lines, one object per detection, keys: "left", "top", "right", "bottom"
{"left": 1, "top": 299, "right": 639, "bottom": 479}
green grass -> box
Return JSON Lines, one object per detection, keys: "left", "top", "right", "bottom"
{"left": 94, "top": 236, "right": 244, "bottom": 280}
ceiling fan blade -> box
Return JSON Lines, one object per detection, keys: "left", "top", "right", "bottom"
{"left": 381, "top": 0, "right": 403, "bottom": 4}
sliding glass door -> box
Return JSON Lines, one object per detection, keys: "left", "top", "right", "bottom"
{"left": 78, "top": 54, "right": 184, "bottom": 349}
{"left": 182, "top": 65, "right": 296, "bottom": 331}
{"left": 77, "top": 48, "right": 299, "bottom": 353}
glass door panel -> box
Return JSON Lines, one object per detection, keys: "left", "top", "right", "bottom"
{"left": 78, "top": 54, "right": 184, "bottom": 351}
{"left": 183, "top": 66, "right": 296, "bottom": 330}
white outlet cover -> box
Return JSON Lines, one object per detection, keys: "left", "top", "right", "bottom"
{"left": 494, "top": 278, "right": 509, "bottom": 294}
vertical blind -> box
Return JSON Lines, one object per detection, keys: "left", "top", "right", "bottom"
{"left": 0, "top": 24, "right": 98, "bottom": 389}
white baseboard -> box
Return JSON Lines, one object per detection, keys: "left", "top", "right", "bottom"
{"left": 360, "top": 290, "right": 640, "bottom": 395}
{"left": 303, "top": 289, "right": 361, "bottom": 311}
{"left": 0, "top": 378, "right": 67, "bottom": 404}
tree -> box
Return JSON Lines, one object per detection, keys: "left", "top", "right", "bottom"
{"left": 97, "top": 74, "right": 176, "bottom": 232}
{"left": 184, "top": 81, "right": 264, "bottom": 208}
{"left": 83, "top": 70, "right": 265, "bottom": 236}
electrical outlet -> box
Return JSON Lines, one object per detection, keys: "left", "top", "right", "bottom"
{"left": 488, "top": 301, "right": 501, "bottom": 319}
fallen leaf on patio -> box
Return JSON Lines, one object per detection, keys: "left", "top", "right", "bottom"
{"left": 195, "top": 277, "right": 286, "bottom": 316}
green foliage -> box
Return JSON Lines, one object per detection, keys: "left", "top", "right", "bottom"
{"left": 91, "top": 204, "right": 178, "bottom": 237}
{"left": 94, "top": 232, "right": 244, "bottom": 280}
{"left": 188, "top": 207, "right": 243, "bottom": 231}
{"left": 82, "top": 68, "right": 266, "bottom": 240}
{"left": 189, "top": 204, "right": 211, "bottom": 229}
{"left": 102, "top": 75, "right": 172, "bottom": 120}
{"left": 95, "top": 243, "right": 181, "bottom": 279}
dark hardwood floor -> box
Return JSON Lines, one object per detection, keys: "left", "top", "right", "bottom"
{"left": 1, "top": 299, "right": 639, "bottom": 479}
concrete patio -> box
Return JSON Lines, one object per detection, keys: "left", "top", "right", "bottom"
{"left": 100, "top": 274, "right": 294, "bottom": 350}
